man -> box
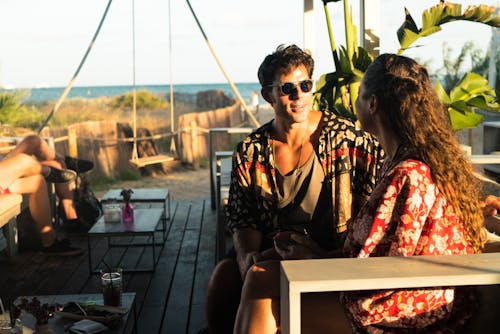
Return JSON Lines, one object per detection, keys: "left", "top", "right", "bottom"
{"left": 205, "top": 44, "right": 383, "bottom": 333}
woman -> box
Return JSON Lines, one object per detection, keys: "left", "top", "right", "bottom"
{"left": 342, "top": 53, "right": 486, "bottom": 333}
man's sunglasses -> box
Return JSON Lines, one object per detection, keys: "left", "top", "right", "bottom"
{"left": 267, "top": 79, "right": 314, "bottom": 96}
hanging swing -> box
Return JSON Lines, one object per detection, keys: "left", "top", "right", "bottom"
{"left": 129, "top": 0, "right": 176, "bottom": 168}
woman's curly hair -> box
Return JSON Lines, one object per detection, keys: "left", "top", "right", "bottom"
{"left": 362, "top": 53, "right": 485, "bottom": 253}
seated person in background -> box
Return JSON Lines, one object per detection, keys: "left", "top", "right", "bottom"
{"left": 6, "top": 135, "right": 94, "bottom": 231}
{"left": 0, "top": 149, "right": 82, "bottom": 255}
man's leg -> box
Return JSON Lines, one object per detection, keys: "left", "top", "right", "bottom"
{"left": 234, "top": 260, "right": 280, "bottom": 334}
{"left": 41, "top": 159, "right": 78, "bottom": 220}
{"left": 0, "top": 153, "right": 47, "bottom": 189}
{"left": 234, "top": 260, "right": 352, "bottom": 334}
{"left": 206, "top": 258, "right": 243, "bottom": 334}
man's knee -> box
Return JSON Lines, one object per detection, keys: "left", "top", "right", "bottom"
{"left": 241, "top": 261, "right": 280, "bottom": 300}
{"left": 208, "top": 258, "right": 242, "bottom": 292}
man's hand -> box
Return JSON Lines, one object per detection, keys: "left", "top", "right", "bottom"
{"left": 274, "top": 231, "right": 324, "bottom": 260}
{"left": 237, "top": 251, "right": 259, "bottom": 281}
{"left": 481, "top": 195, "right": 500, "bottom": 217}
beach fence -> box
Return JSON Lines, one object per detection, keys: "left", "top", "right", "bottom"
{"left": 178, "top": 102, "right": 245, "bottom": 167}
{"left": 32, "top": 101, "right": 249, "bottom": 178}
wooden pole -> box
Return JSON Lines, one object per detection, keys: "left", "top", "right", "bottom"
{"left": 190, "top": 121, "right": 199, "bottom": 169}
{"left": 68, "top": 127, "right": 78, "bottom": 158}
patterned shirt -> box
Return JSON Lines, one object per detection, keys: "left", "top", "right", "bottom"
{"left": 225, "top": 111, "right": 383, "bottom": 248}
{"left": 342, "top": 154, "right": 476, "bottom": 333}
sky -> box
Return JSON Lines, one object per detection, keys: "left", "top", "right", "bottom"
{"left": 1, "top": 0, "right": 498, "bottom": 88}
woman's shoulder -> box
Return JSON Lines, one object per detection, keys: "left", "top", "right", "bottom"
{"left": 392, "top": 159, "right": 433, "bottom": 180}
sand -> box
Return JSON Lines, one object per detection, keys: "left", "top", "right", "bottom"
{"left": 93, "top": 161, "right": 211, "bottom": 201}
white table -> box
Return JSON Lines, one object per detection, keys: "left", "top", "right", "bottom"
{"left": 280, "top": 253, "right": 500, "bottom": 334}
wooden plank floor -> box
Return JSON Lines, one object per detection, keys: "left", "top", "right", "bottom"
{"left": 0, "top": 198, "right": 216, "bottom": 334}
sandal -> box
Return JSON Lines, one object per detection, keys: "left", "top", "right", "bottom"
{"left": 45, "top": 167, "right": 76, "bottom": 183}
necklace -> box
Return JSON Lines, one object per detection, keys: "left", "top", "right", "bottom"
{"left": 272, "top": 137, "right": 305, "bottom": 176}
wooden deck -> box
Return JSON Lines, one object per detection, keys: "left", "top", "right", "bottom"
{"left": 0, "top": 198, "right": 217, "bottom": 334}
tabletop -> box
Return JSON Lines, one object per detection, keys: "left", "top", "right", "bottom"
{"left": 15, "top": 293, "right": 136, "bottom": 334}
{"left": 89, "top": 208, "right": 163, "bottom": 235}
{"left": 101, "top": 188, "right": 169, "bottom": 202}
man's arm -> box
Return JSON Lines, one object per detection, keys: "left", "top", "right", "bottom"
{"left": 233, "top": 227, "right": 263, "bottom": 280}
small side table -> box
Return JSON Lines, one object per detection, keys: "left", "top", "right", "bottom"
{"left": 88, "top": 208, "right": 164, "bottom": 273}
{"left": 101, "top": 188, "right": 170, "bottom": 242}
{"left": 15, "top": 292, "right": 137, "bottom": 334}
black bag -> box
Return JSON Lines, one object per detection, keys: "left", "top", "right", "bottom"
{"left": 73, "top": 175, "right": 102, "bottom": 228}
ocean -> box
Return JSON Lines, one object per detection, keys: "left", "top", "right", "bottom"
{"left": 6, "top": 82, "right": 262, "bottom": 104}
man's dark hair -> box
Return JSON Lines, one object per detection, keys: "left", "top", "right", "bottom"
{"left": 257, "top": 44, "right": 314, "bottom": 90}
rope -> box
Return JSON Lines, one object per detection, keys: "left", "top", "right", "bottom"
{"left": 168, "top": 0, "right": 177, "bottom": 154}
{"left": 131, "top": 0, "right": 139, "bottom": 162}
{"left": 185, "top": 0, "right": 260, "bottom": 128}
{"left": 37, "top": 0, "right": 114, "bottom": 133}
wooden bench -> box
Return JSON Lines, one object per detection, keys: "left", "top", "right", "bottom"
{"left": 208, "top": 127, "right": 253, "bottom": 210}
{"left": 0, "top": 194, "right": 26, "bottom": 257}
{"left": 280, "top": 252, "right": 500, "bottom": 334}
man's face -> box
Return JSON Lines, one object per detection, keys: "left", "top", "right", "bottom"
{"left": 267, "top": 65, "right": 313, "bottom": 125}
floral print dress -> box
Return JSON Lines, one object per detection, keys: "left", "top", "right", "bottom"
{"left": 342, "top": 150, "right": 477, "bottom": 333}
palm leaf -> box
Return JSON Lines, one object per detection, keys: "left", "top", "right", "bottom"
{"left": 448, "top": 108, "right": 484, "bottom": 130}
{"left": 437, "top": 72, "right": 500, "bottom": 130}
{"left": 398, "top": 2, "right": 500, "bottom": 53}
{"left": 434, "top": 81, "right": 451, "bottom": 105}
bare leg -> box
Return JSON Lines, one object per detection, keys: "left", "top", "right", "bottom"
{"left": 7, "top": 135, "right": 57, "bottom": 161}
{"left": 7, "top": 135, "right": 79, "bottom": 220}
{"left": 234, "top": 260, "right": 281, "bottom": 334}
{"left": 206, "top": 259, "right": 243, "bottom": 334}
{"left": 0, "top": 154, "right": 56, "bottom": 247}
{"left": 41, "top": 160, "right": 77, "bottom": 220}
{"left": 8, "top": 175, "right": 55, "bottom": 248}
{"left": 234, "top": 260, "right": 352, "bottom": 334}
{"left": 0, "top": 154, "right": 47, "bottom": 189}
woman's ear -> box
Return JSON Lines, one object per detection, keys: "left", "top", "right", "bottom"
{"left": 369, "top": 94, "right": 379, "bottom": 115}
{"left": 261, "top": 88, "right": 273, "bottom": 104}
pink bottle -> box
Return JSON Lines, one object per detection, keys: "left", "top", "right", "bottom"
{"left": 120, "top": 189, "right": 134, "bottom": 224}
{"left": 122, "top": 202, "right": 134, "bottom": 223}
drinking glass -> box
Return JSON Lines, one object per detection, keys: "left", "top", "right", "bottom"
{"left": 101, "top": 268, "right": 123, "bottom": 306}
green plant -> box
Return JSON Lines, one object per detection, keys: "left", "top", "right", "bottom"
{"left": 315, "top": 0, "right": 500, "bottom": 130}
{"left": 397, "top": 2, "right": 500, "bottom": 129}
{"left": 314, "top": 0, "right": 373, "bottom": 120}
{"left": 0, "top": 90, "right": 45, "bottom": 129}
{"left": 108, "top": 90, "right": 167, "bottom": 110}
